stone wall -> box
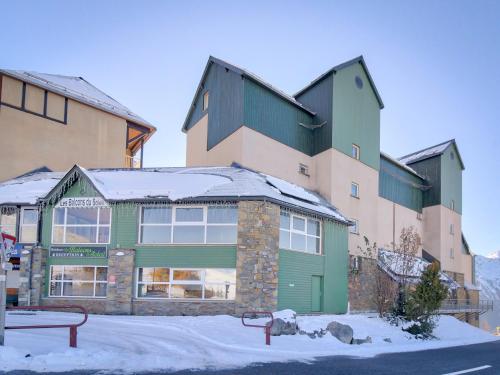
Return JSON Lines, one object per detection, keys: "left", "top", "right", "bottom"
{"left": 41, "top": 298, "right": 107, "bottom": 314}
{"left": 348, "top": 256, "right": 378, "bottom": 312}
{"left": 18, "top": 247, "right": 47, "bottom": 306}
{"left": 105, "top": 248, "right": 135, "bottom": 315}
{"left": 235, "top": 201, "right": 280, "bottom": 314}
{"left": 132, "top": 300, "right": 236, "bottom": 316}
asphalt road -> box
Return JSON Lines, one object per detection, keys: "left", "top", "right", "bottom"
{"left": 2, "top": 340, "right": 500, "bottom": 375}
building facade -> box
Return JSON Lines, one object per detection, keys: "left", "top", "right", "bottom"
{"left": 182, "top": 56, "right": 476, "bottom": 314}
{"left": 0, "top": 70, "right": 156, "bottom": 182}
{"left": 2, "top": 165, "right": 350, "bottom": 315}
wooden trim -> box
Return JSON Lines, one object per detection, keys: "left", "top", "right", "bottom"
{"left": 21, "top": 82, "right": 26, "bottom": 109}
{"left": 0, "top": 101, "right": 67, "bottom": 125}
{"left": 43, "top": 90, "right": 48, "bottom": 116}
{"left": 63, "top": 97, "right": 68, "bottom": 124}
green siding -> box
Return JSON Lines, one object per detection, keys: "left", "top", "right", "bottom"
{"left": 278, "top": 221, "right": 348, "bottom": 314}
{"left": 278, "top": 249, "right": 324, "bottom": 313}
{"left": 440, "top": 144, "right": 462, "bottom": 214}
{"left": 379, "top": 156, "right": 424, "bottom": 212}
{"left": 409, "top": 156, "right": 442, "bottom": 208}
{"left": 135, "top": 246, "right": 236, "bottom": 268}
{"left": 243, "top": 79, "right": 316, "bottom": 156}
{"left": 323, "top": 221, "right": 348, "bottom": 314}
{"left": 332, "top": 63, "right": 381, "bottom": 170}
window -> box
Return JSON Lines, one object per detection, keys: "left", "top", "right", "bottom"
{"left": 351, "top": 182, "right": 359, "bottom": 198}
{"left": 279, "top": 211, "right": 321, "bottom": 254}
{"left": 450, "top": 223, "right": 454, "bottom": 235}
{"left": 203, "top": 91, "right": 209, "bottom": 111}
{"left": 450, "top": 200, "right": 455, "bottom": 211}
{"left": 139, "top": 205, "right": 237, "bottom": 244}
{"left": 52, "top": 206, "right": 111, "bottom": 244}
{"left": 417, "top": 212, "right": 423, "bottom": 221}
{"left": 49, "top": 266, "right": 107, "bottom": 298}
{"left": 136, "top": 267, "right": 236, "bottom": 300}
{"left": 298, "top": 163, "right": 310, "bottom": 177}
{"left": 0, "top": 211, "right": 17, "bottom": 236}
{"left": 450, "top": 248, "right": 455, "bottom": 259}
{"left": 352, "top": 144, "right": 360, "bottom": 160}
{"left": 349, "top": 219, "right": 359, "bottom": 234}
{"left": 20, "top": 208, "right": 38, "bottom": 243}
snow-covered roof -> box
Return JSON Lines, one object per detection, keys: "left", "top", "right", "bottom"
{"left": 0, "top": 69, "right": 155, "bottom": 130}
{"left": 380, "top": 152, "right": 424, "bottom": 179}
{"left": 398, "top": 140, "right": 465, "bottom": 171}
{"left": 0, "top": 172, "right": 64, "bottom": 206}
{"left": 35, "top": 165, "right": 349, "bottom": 224}
{"left": 378, "top": 249, "right": 460, "bottom": 289}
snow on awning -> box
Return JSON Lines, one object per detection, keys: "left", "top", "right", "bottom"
{"left": 0, "top": 172, "right": 64, "bottom": 206}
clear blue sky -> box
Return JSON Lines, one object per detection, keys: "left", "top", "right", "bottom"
{"left": 2, "top": 1, "right": 499, "bottom": 255}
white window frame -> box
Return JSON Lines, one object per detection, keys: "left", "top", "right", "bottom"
{"left": 450, "top": 200, "right": 455, "bottom": 211}
{"left": 135, "top": 267, "right": 236, "bottom": 300}
{"left": 352, "top": 144, "right": 360, "bottom": 160}
{"left": 49, "top": 265, "right": 108, "bottom": 298}
{"left": 202, "top": 91, "right": 209, "bottom": 111}
{"left": 51, "top": 206, "right": 112, "bottom": 245}
{"left": 138, "top": 205, "right": 238, "bottom": 245}
{"left": 351, "top": 182, "right": 359, "bottom": 198}
{"left": 349, "top": 219, "right": 359, "bottom": 234}
{"left": 279, "top": 211, "right": 322, "bottom": 255}
{"left": 450, "top": 223, "right": 454, "bottom": 235}
{"left": 19, "top": 207, "right": 38, "bottom": 243}
{"left": 450, "top": 248, "right": 455, "bottom": 259}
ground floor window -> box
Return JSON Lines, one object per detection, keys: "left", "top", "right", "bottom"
{"left": 136, "top": 267, "right": 236, "bottom": 300}
{"left": 49, "top": 265, "right": 108, "bottom": 298}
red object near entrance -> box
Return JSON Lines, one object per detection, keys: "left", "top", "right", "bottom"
{"left": 241, "top": 311, "right": 274, "bottom": 345}
{"left": 5, "top": 305, "right": 88, "bottom": 348}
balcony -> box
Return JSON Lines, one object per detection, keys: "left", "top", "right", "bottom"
{"left": 439, "top": 299, "right": 494, "bottom": 315}
{"left": 125, "top": 154, "right": 142, "bottom": 169}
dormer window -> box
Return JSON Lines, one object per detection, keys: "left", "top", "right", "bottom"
{"left": 352, "top": 144, "right": 360, "bottom": 160}
{"left": 203, "top": 91, "right": 209, "bottom": 111}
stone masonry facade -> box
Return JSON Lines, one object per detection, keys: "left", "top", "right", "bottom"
{"left": 348, "top": 255, "right": 379, "bottom": 312}
{"left": 105, "top": 248, "right": 136, "bottom": 315}
{"left": 235, "top": 200, "right": 280, "bottom": 315}
{"left": 18, "top": 246, "right": 47, "bottom": 307}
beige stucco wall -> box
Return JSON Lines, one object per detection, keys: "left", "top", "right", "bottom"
{"left": 0, "top": 76, "right": 128, "bottom": 181}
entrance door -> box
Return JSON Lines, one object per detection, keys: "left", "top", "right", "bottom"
{"left": 311, "top": 276, "right": 323, "bottom": 312}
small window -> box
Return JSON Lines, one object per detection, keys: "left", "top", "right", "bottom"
{"left": 417, "top": 212, "right": 423, "bottom": 221}
{"left": 352, "top": 144, "right": 360, "bottom": 160}
{"left": 20, "top": 208, "right": 38, "bottom": 243}
{"left": 349, "top": 219, "right": 359, "bottom": 234}
{"left": 351, "top": 256, "right": 361, "bottom": 271}
{"left": 351, "top": 182, "right": 359, "bottom": 198}
{"left": 450, "top": 223, "right": 454, "bottom": 235}
{"left": 450, "top": 200, "right": 455, "bottom": 211}
{"left": 298, "top": 163, "right": 310, "bottom": 177}
{"left": 203, "top": 91, "right": 209, "bottom": 111}
{"left": 450, "top": 248, "right": 455, "bottom": 259}
{"left": 450, "top": 151, "right": 455, "bottom": 160}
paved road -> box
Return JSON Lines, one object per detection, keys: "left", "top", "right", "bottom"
{"left": 2, "top": 341, "right": 500, "bottom": 375}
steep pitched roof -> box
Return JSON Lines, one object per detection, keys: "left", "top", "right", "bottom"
{"left": 294, "top": 56, "right": 384, "bottom": 109}
{"left": 181, "top": 56, "right": 316, "bottom": 132}
{"left": 39, "top": 165, "right": 350, "bottom": 224}
{"left": 398, "top": 139, "right": 465, "bottom": 170}
{"left": 0, "top": 69, "right": 156, "bottom": 131}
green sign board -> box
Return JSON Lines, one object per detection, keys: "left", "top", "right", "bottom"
{"left": 49, "top": 246, "right": 107, "bottom": 258}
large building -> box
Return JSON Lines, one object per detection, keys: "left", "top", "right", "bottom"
{"left": 183, "top": 56, "right": 476, "bottom": 314}
{"left": 0, "top": 69, "right": 156, "bottom": 182}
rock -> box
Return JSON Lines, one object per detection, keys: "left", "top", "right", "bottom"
{"left": 383, "top": 338, "right": 392, "bottom": 343}
{"left": 327, "top": 321, "right": 354, "bottom": 344}
{"left": 299, "top": 330, "right": 307, "bottom": 335}
{"left": 266, "top": 318, "right": 297, "bottom": 336}
{"left": 352, "top": 336, "right": 372, "bottom": 345}
{"left": 307, "top": 332, "right": 317, "bottom": 339}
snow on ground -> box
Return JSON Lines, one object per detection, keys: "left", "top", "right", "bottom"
{"left": 0, "top": 311, "right": 497, "bottom": 373}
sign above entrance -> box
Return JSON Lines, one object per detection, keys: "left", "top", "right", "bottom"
{"left": 56, "top": 197, "right": 109, "bottom": 208}
{"left": 49, "top": 246, "right": 107, "bottom": 258}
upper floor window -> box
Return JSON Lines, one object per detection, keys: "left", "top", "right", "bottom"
{"left": 52, "top": 206, "right": 111, "bottom": 244}
{"left": 351, "top": 182, "right": 359, "bottom": 198}
{"left": 450, "top": 200, "right": 455, "bottom": 211}
{"left": 203, "top": 91, "right": 209, "bottom": 111}
{"left": 352, "top": 144, "right": 360, "bottom": 160}
{"left": 449, "top": 223, "right": 454, "bottom": 235}
{"left": 20, "top": 208, "right": 38, "bottom": 243}
{"left": 0, "top": 211, "right": 17, "bottom": 236}
{"left": 279, "top": 211, "right": 321, "bottom": 254}
{"left": 349, "top": 219, "right": 359, "bottom": 235}
{"left": 139, "top": 205, "right": 238, "bottom": 244}
{"left": 450, "top": 248, "right": 455, "bottom": 259}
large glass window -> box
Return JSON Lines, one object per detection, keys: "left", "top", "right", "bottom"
{"left": 52, "top": 206, "right": 111, "bottom": 244}
{"left": 279, "top": 211, "right": 321, "bottom": 254}
{"left": 49, "top": 266, "right": 107, "bottom": 298}
{"left": 20, "top": 208, "right": 38, "bottom": 243}
{"left": 0, "top": 211, "right": 17, "bottom": 236}
{"left": 139, "top": 205, "right": 237, "bottom": 244}
{"left": 136, "top": 267, "right": 236, "bottom": 300}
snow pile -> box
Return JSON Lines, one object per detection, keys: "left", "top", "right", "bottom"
{"left": 0, "top": 311, "right": 497, "bottom": 373}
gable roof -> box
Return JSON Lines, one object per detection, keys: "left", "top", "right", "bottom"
{"left": 0, "top": 69, "right": 156, "bottom": 132}
{"left": 398, "top": 139, "right": 465, "bottom": 170}
{"left": 0, "top": 171, "right": 64, "bottom": 206}
{"left": 294, "top": 56, "right": 384, "bottom": 109}
{"left": 181, "top": 56, "right": 316, "bottom": 132}
{"left": 40, "top": 165, "right": 350, "bottom": 224}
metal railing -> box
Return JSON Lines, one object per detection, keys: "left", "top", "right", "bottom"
{"left": 439, "top": 299, "right": 494, "bottom": 314}
{"left": 241, "top": 311, "right": 274, "bottom": 345}
{"left": 5, "top": 305, "right": 88, "bottom": 348}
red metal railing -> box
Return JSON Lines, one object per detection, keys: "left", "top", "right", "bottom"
{"left": 5, "top": 305, "right": 88, "bottom": 348}
{"left": 241, "top": 311, "right": 274, "bottom": 345}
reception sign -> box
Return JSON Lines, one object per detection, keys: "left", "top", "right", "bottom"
{"left": 49, "top": 246, "right": 107, "bottom": 258}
